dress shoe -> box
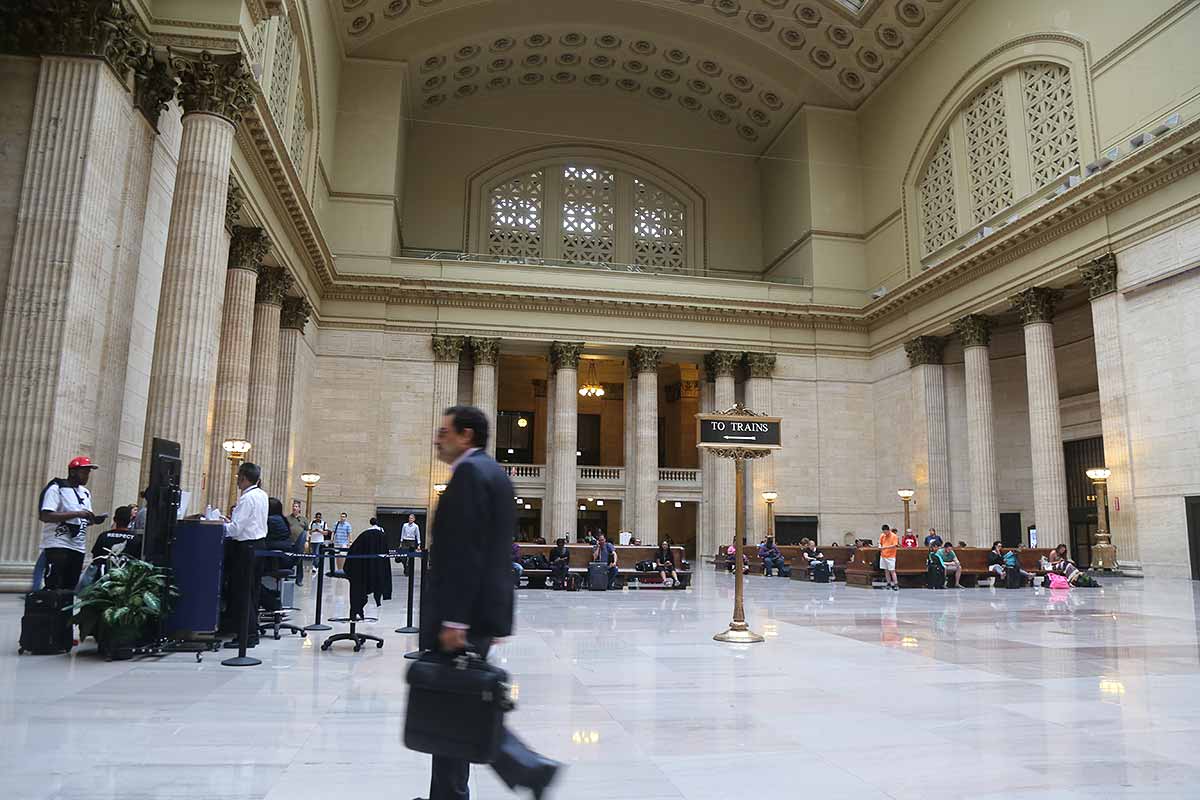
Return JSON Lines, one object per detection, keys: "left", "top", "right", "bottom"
{"left": 529, "top": 758, "right": 563, "bottom": 799}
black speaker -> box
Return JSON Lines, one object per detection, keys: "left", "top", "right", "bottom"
{"left": 143, "top": 437, "right": 182, "bottom": 566}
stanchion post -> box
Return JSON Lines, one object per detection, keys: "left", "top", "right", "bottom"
{"left": 404, "top": 550, "right": 427, "bottom": 660}
{"left": 222, "top": 542, "right": 262, "bottom": 667}
{"left": 395, "top": 550, "right": 418, "bottom": 634}
{"left": 305, "top": 543, "right": 331, "bottom": 632}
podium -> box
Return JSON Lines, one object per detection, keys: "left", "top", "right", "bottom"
{"left": 165, "top": 520, "right": 225, "bottom": 634}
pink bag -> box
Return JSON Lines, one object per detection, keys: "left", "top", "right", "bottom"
{"left": 1047, "top": 572, "right": 1070, "bottom": 590}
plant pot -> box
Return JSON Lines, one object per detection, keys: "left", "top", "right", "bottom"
{"left": 98, "top": 625, "right": 151, "bottom": 661}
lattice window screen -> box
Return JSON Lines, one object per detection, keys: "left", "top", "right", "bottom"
{"left": 560, "top": 166, "right": 615, "bottom": 264}
{"left": 632, "top": 178, "right": 686, "bottom": 272}
{"left": 487, "top": 170, "right": 544, "bottom": 259}
{"left": 250, "top": 20, "right": 269, "bottom": 68}
{"left": 919, "top": 133, "right": 958, "bottom": 255}
{"left": 1021, "top": 63, "right": 1080, "bottom": 189}
{"left": 963, "top": 78, "right": 1014, "bottom": 224}
{"left": 290, "top": 90, "right": 306, "bottom": 170}
{"left": 269, "top": 15, "right": 295, "bottom": 127}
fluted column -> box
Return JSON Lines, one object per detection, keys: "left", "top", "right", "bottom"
{"left": 1013, "top": 287, "right": 1069, "bottom": 546}
{"left": 205, "top": 225, "right": 269, "bottom": 509}
{"left": 905, "top": 336, "right": 951, "bottom": 538}
{"left": 549, "top": 342, "right": 583, "bottom": 541}
{"left": 622, "top": 369, "right": 638, "bottom": 533}
{"left": 272, "top": 297, "right": 312, "bottom": 506}
{"left": 471, "top": 337, "right": 500, "bottom": 458}
{"left": 541, "top": 370, "right": 555, "bottom": 541}
{"left": 143, "top": 51, "right": 254, "bottom": 497}
{"left": 631, "top": 346, "right": 663, "bottom": 544}
{"left": 245, "top": 267, "right": 292, "bottom": 496}
{"left": 953, "top": 315, "right": 1000, "bottom": 546}
{"left": 700, "top": 359, "right": 717, "bottom": 558}
{"left": 429, "top": 335, "right": 465, "bottom": 546}
{"left": 743, "top": 353, "right": 776, "bottom": 543}
{"left": 709, "top": 351, "right": 739, "bottom": 548}
{"left": 0, "top": 37, "right": 140, "bottom": 569}
{"left": 1081, "top": 254, "right": 1138, "bottom": 568}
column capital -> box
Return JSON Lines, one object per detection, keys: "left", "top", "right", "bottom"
{"left": 744, "top": 352, "right": 777, "bottom": 378}
{"left": 904, "top": 335, "right": 946, "bottom": 367}
{"left": 432, "top": 334, "right": 466, "bottom": 363}
{"left": 1080, "top": 252, "right": 1118, "bottom": 300}
{"left": 228, "top": 225, "right": 270, "bottom": 272}
{"left": 168, "top": 49, "right": 254, "bottom": 124}
{"left": 255, "top": 266, "right": 291, "bottom": 306}
{"left": 1010, "top": 287, "right": 1061, "bottom": 325}
{"left": 470, "top": 336, "right": 501, "bottom": 366}
{"left": 132, "top": 49, "right": 177, "bottom": 132}
{"left": 225, "top": 181, "right": 245, "bottom": 232}
{"left": 952, "top": 314, "right": 993, "bottom": 349}
{"left": 2, "top": 0, "right": 142, "bottom": 76}
{"left": 550, "top": 341, "right": 584, "bottom": 370}
{"left": 705, "top": 350, "right": 740, "bottom": 378}
{"left": 280, "top": 295, "right": 312, "bottom": 331}
{"left": 629, "top": 345, "right": 663, "bottom": 375}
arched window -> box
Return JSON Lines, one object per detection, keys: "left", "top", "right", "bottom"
{"left": 476, "top": 153, "right": 701, "bottom": 273}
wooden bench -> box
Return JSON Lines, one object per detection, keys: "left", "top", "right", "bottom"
{"left": 788, "top": 546, "right": 854, "bottom": 582}
{"left": 515, "top": 543, "right": 691, "bottom": 589}
{"left": 844, "top": 547, "right": 1053, "bottom": 588}
{"left": 712, "top": 545, "right": 853, "bottom": 581}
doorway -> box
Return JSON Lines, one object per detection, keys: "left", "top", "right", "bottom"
{"left": 774, "top": 515, "right": 819, "bottom": 546}
{"left": 1000, "top": 513, "right": 1022, "bottom": 547}
{"left": 1187, "top": 496, "right": 1200, "bottom": 580}
{"left": 376, "top": 506, "right": 427, "bottom": 551}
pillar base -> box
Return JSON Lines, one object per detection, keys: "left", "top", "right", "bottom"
{"left": 0, "top": 561, "right": 35, "bottom": 593}
{"left": 713, "top": 621, "right": 765, "bottom": 644}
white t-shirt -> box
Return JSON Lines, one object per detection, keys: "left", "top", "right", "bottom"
{"left": 309, "top": 520, "right": 328, "bottom": 543}
{"left": 40, "top": 481, "right": 93, "bottom": 553}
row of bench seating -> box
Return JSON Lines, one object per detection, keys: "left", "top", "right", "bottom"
{"left": 844, "top": 546, "right": 1054, "bottom": 587}
{"left": 514, "top": 543, "right": 691, "bottom": 589}
{"left": 712, "top": 545, "right": 856, "bottom": 581}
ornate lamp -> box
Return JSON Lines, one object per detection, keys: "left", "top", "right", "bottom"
{"left": 897, "top": 489, "right": 914, "bottom": 535}
{"left": 578, "top": 360, "right": 605, "bottom": 397}
{"left": 222, "top": 439, "right": 251, "bottom": 512}
{"left": 1086, "top": 467, "right": 1116, "bottom": 569}
{"left": 300, "top": 472, "right": 321, "bottom": 519}
{"left": 762, "top": 490, "right": 778, "bottom": 539}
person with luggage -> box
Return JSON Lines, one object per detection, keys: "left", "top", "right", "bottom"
{"left": 549, "top": 538, "right": 571, "bottom": 589}
{"left": 592, "top": 533, "right": 618, "bottom": 589}
{"left": 801, "top": 540, "right": 830, "bottom": 582}
{"left": 1002, "top": 547, "right": 1035, "bottom": 587}
{"left": 654, "top": 540, "right": 678, "bottom": 586}
{"left": 418, "top": 404, "right": 561, "bottom": 800}
{"left": 879, "top": 524, "right": 900, "bottom": 591}
{"left": 90, "top": 505, "right": 142, "bottom": 572}
{"left": 38, "top": 456, "right": 104, "bottom": 591}
{"left": 758, "top": 537, "right": 787, "bottom": 577}
{"left": 938, "top": 541, "right": 964, "bottom": 588}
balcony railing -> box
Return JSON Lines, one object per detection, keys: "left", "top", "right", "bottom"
{"left": 578, "top": 466, "right": 623, "bottom": 484}
{"left": 503, "top": 464, "right": 543, "bottom": 479}
{"left": 658, "top": 468, "right": 701, "bottom": 484}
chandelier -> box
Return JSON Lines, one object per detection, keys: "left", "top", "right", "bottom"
{"left": 578, "top": 360, "right": 605, "bottom": 397}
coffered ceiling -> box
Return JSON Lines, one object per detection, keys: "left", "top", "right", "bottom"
{"left": 331, "top": 0, "right": 960, "bottom": 150}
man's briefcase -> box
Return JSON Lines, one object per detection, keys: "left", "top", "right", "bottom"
{"left": 404, "top": 651, "right": 516, "bottom": 763}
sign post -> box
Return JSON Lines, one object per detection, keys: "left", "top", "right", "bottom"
{"left": 697, "top": 405, "right": 782, "bottom": 644}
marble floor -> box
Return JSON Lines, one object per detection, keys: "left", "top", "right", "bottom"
{"left": 3, "top": 569, "right": 1200, "bottom": 799}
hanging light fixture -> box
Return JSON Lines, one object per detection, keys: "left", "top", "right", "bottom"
{"left": 578, "top": 360, "right": 605, "bottom": 397}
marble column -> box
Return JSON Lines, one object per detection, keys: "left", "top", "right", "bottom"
{"left": 0, "top": 16, "right": 143, "bottom": 569}
{"left": 1081, "top": 254, "right": 1138, "bottom": 569}
{"left": 272, "top": 296, "right": 312, "bottom": 507}
{"left": 1012, "top": 287, "right": 1069, "bottom": 546}
{"left": 905, "top": 336, "right": 951, "bottom": 538}
{"left": 743, "top": 353, "right": 777, "bottom": 544}
{"left": 541, "top": 370, "right": 555, "bottom": 541}
{"left": 245, "top": 267, "right": 292, "bottom": 496}
{"left": 631, "top": 346, "right": 663, "bottom": 544}
{"left": 470, "top": 337, "right": 501, "bottom": 458}
{"left": 622, "top": 369, "right": 638, "bottom": 534}
{"left": 205, "top": 225, "right": 270, "bottom": 510}
{"left": 549, "top": 342, "right": 583, "bottom": 541}
{"left": 709, "top": 351, "right": 739, "bottom": 549}
{"left": 700, "top": 358, "right": 717, "bottom": 558}
{"left": 143, "top": 51, "right": 254, "bottom": 498}
{"left": 953, "top": 315, "right": 1000, "bottom": 546}
{"left": 429, "top": 335, "right": 465, "bottom": 547}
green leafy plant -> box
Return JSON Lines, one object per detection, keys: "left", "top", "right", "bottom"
{"left": 72, "top": 555, "right": 178, "bottom": 648}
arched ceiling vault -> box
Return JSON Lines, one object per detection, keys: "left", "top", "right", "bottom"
{"left": 331, "top": 0, "right": 960, "bottom": 150}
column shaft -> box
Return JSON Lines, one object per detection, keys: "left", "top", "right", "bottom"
{"left": 205, "top": 265, "right": 258, "bottom": 509}
{"left": 635, "top": 368, "right": 659, "bottom": 544}
{"left": 963, "top": 345, "right": 1000, "bottom": 545}
{"left": 623, "top": 373, "right": 637, "bottom": 533}
{"left": 541, "top": 370, "right": 555, "bottom": 541}
{"left": 429, "top": 344, "right": 461, "bottom": 549}
{"left": 700, "top": 377, "right": 716, "bottom": 557}
{"left": 743, "top": 374, "right": 773, "bottom": 542}
{"left": 1024, "top": 322, "right": 1070, "bottom": 545}
{"left": 912, "top": 364, "right": 952, "bottom": 536}
{"left": 272, "top": 326, "right": 303, "bottom": 504}
{"left": 550, "top": 366, "right": 579, "bottom": 540}
{"left": 470, "top": 338, "right": 500, "bottom": 458}
{"left": 713, "top": 374, "right": 736, "bottom": 547}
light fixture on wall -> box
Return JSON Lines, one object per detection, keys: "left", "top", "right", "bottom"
{"left": 578, "top": 360, "right": 605, "bottom": 397}
{"left": 578, "top": 504, "right": 586, "bottom": 511}
{"left": 524, "top": 504, "right": 532, "bottom": 510}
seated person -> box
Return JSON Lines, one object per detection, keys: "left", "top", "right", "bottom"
{"left": 90, "top": 505, "right": 142, "bottom": 572}
{"left": 987, "top": 541, "right": 1007, "bottom": 579}
{"left": 549, "top": 537, "right": 571, "bottom": 587}
{"left": 900, "top": 528, "right": 918, "bottom": 548}
{"left": 758, "top": 537, "right": 787, "bottom": 577}
{"left": 512, "top": 540, "right": 524, "bottom": 586}
{"left": 801, "top": 540, "right": 827, "bottom": 576}
{"left": 724, "top": 544, "right": 750, "bottom": 574}
{"left": 1001, "top": 545, "right": 1035, "bottom": 585}
{"left": 924, "top": 528, "right": 943, "bottom": 547}
{"left": 938, "top": 541, "right": 963, "bottom": 588}
{"left": 1049, "top": 544, "right": 1083, "bottom": 585}
{"left": 592, "top": 534, "right": 619, "bottom": 589}
{"left": 654, "top": 541, "right": 677, "bottom": 586}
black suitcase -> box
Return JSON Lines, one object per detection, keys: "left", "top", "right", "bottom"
{"left": 587, "top": 562, "right": 609, "bottom": 591}
{"left": 926, "top": 560, "right": 946, "bottom": 589}
{"left": 404, "top": 651, "right": 515, "bottom": 763}
{"left": 1005, "top": 566, "right": 1024, "bottom": 589}
{"left": 19, "top": 589, "right": 74, "bottom": 655}
{"left": 810, "top": 561, "right": 831, "bottom": 583}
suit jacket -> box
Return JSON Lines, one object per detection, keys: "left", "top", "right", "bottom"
{"left": 425, "top": 449, "right": 516, "bottom": 640}
{"left": 345, "top": 528, "right": 392, "bottom": 616}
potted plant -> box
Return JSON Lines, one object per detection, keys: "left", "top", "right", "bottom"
{"left": 73, "top": 552, "right": 178, "bottom": 660}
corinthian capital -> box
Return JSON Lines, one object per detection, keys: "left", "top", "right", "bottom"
{"left": 1010, "top": 287, "right": 1061, "bottom": 325}
{"left": 432, "top": 335, "right": 465, "bottom": 363}
{"left": 2, "top": 1, "right": 141, "bottom": 75}
{"left": 228, "top": 225, "right": 270, "bottom": 272}
{"left": 550, "top": 341, "right": 584, "bottom": 371}
{"left": 169, "top": 49, "right": 254, "bottom": 124}
{"left": 744, "top": 352, "right": 777, "bottom": 378}
{"left": 280, "top": 296, "right": 312, "bottom": 331}
{"left": 255, "top": 266, "right": 292, "bottom": 306}
{"left": 904, "top": 335, "right": 945, "bottom": 367}
{"left": 132, "top": 48, "right": 177, "bottom": 131}
{"left": 1080, "top": 253, "right": 1118, "bottom": 300}
{"left": 706, "top": 350, "right": 740, "bottom": 378}
{"left": 629, "top": 346, "right": 663, "bottom": 375}
{"left": 952, "top": 314, "right": 993, "bottom": 349}
{"left": 470, "top": 337, "right": 501, "bottom": 366}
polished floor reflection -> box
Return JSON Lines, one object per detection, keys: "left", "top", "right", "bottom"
{"left": 4, "top": 569, "right": 1200, "bottom": 799}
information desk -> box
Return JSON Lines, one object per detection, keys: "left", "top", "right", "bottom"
{"left": 166, "top": 519, "right": 226, "bottom": 634}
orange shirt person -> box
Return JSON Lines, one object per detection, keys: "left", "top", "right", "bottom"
{"left": 878, "top": 524, "right": 900, "bottom": 591}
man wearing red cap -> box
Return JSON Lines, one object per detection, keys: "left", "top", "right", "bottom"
{"left": 38, "top": 457, "right": 104, "bottom": 591}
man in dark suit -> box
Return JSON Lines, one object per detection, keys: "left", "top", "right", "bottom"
{"left": 417, "top": 405, "right": 562, "bottom": 800}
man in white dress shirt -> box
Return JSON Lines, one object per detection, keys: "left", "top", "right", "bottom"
{"left": 223, "top": 462, "right": 268, "bottom": 646}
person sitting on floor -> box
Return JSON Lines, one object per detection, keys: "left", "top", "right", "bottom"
{"left": 1049, "top": 544, "right": 1084, "bottom": 585}
{"left": 938, "top": 540, "right": 964, "bottom": 588}
{"left": 758, "top": 537, "right": 787, "bottom": 577}
{"left": 549, "top": 538, "right": 571, "bottom": 588}
{"left": 654, "top": 541, "right": 678, "bottom": 586}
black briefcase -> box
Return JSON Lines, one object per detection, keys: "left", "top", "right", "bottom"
{"left": 404, "top": 651, "right": 515, "bottom": 763}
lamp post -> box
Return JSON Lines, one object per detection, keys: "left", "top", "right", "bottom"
{"left": 897, "top": 489, "right": 914, "bottom": 535}
{"left": 300, "top": 472, "right": 321, "bottom": 519}
{"left": 1085, "top": 467, "right": 1116, "bottom": 570}
{"left": 761, "top": 491, "right": 778, "bottom": 539}
{"left": 222, "top": 439, "right": 251, "bottom": 512}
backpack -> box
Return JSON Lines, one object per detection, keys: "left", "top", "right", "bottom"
{"left": 1074, "top": 573, "right": 1100, "bottom": 588}
{"left": 810, "top": 560, "right": 831, "bottom": 583}
{"left": 926, "top": 558, "right": 946, "bottom": 589}
{"left": 635, "top": 560, "right": 656, "bottom": 572}
{"left": 520, "top": 554, "right": 548, "bottom": 570}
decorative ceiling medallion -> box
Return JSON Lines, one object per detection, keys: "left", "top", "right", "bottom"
{"left": 589, "top": 54, "right": 614, "bottom": 68}
{"left": 454, "top": 64, "right": 478, "bottom": 80}
{"left": 421, "top": 55, "right": 444, "bottom": 72}
{"left": 522, "top": 53, "right": 546, "bottom": 67}
{"left": 896, "top": 1, "right": 926, "bottom": 27}
{"left": 760, "top": 0, "right": 788, "bottom": 7}
{"left": 656, "top": 67, "right": 680, "bottom": 83}
{"left": 708, "top": 108, "right": 731, "bottom": 124}
{"left": 876, "top": 25, "right": 903, "bottom": 49}
{"left": 747, "top": 11, "right": 774, "bottom": 31}
{"left": 616, "top": 77, "right": 640, "bottom": 91}
{"left": 342, "top": 0, "right": 366, "bottom": 9}
{"left": 552, "top": 71, "right": 575, "bottom": 84}
{"left": 490, "top": 37, "right": 515, "bottom": 52}
{"left": 827, "top": 25, "right": 854, "bottom": 48}
{"left": 679, "top": 95, "right": 703, "bottom": 111}
{"left": 760, "top": 90, "right": 783, "bottom": 110}
{"left": 455, "top": 83, "right": 477, "bottom": 97}
{"left": 737, "top": 124, "right": 758, "bottom": 141}
{"left": 857, "top": 47, "right": 883, "bottom": 71}
{"left": 455, "top": 44, "right": 480, "bottom": 61}
{"left": 488, "top": 57, "right": 512, "bottom": 72}
{"left": 349, "top": 13, "right": 374, "bottom": 35}
{"left": 719, "top": 91, "right": 742, "bottom": 109}
{"left": 519, "top": 72, "right": 543, "bottom": 85}
{"left": 585, "top": 73, "right": 609, "bottom": 86}
{"left": 560, "top": 32, "right": 587, "bottom": 47}
{"left": 631, "top": 39, "right": 656, "bottom": 55}
{"left": 417, "top": 0, "right": 441, "bottom": 5}
{"left": 779, "top": 27, "right": 805, "bottom": 49}
{"left": 623, "top": 59, "right": 648, "bottom": 74}
{"left": 423, "top": 93, "right": 445, "bottom": 107}
{"left": 795, "top": 5, "right": 822, "bottom": 27}
{"left": 596, "top": 34, "right": 621, "bottom": 49}
{"left": 648, "top": 85, "right": 672, "bottom": 100}
{"left": 729, "top": 73, "right": 753, "bottom": 92}
{"left": 423, "top": 75, "right": 444, "bottom": 91}
{"left": 525, "top": 33, "right": 550, "bottom": 48}
{"left": 688, "top": 78, "right": 712, "bottom": 94}
{"left": 747, "top": 107, "right": 770, "bottom": 126}
{"left": 712, "top": 0, "right": 741, "bottom": 17}
{"left": 810, "top": 48, "right": 836, "bottom": 69}
{"left": 839, "top": 69, "right": 865, "bottom": 91}
{"left": 665, "top": 48, "right": 689, "bottom": 65}
{"left": 383, "top": 0, "right": 408, "bottom": 18}
{"left": 698, "top": 59, "right": 722, "bottom": 77}
{"left": 557, "top": 52, "right": 580, "bottom": 66}
{"left": 487, "top": 76, "right": 511, "bottom": 90}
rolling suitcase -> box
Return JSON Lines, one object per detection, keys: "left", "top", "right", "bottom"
{"left": 1005, "top": 566, "right": 1024, "bottom": 589}
{"left": 587, "top": 562, "right": 610, "bottom": 591}
{"left": 19, "top": 589, "right": 74, "bottom": 655}
{"left": 404, "top": 651, "right": 515, "bottom": 763}
{"left": 926, "top": 559, "right": 946, "bottom": 589}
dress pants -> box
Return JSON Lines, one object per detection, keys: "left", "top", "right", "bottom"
{"left": 429, "top": 636, "right": 547, "bottom": 800}
{"left": 43, "top": 548, "right": 84, "bottom": 591}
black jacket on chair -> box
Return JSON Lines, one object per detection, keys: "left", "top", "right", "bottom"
{"left": 423, "top": 449, "right": 516, "bottom": 642}
{"left": 345, "top": 527, "right": 392, "bottom": 618}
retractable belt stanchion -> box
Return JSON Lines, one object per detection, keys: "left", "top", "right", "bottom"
{"left": 403, "top": 550, "right": 427, "bottom": 660}
{"left": 395, "top": 549, "right": 419, "bottom": 634}
{"left": 221, "top": 542, "right": 262, "bottom": 667}
{"left": 305, "top": 543, "right": 331, "bottom": 632}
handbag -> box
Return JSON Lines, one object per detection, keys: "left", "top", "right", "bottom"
{"left": 404, "top": 650, "right": 516, "bottom": 763}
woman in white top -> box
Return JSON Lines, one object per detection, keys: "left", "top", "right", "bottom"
{"left": 308, "top": 512, "right": 329, "bottom": 574}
